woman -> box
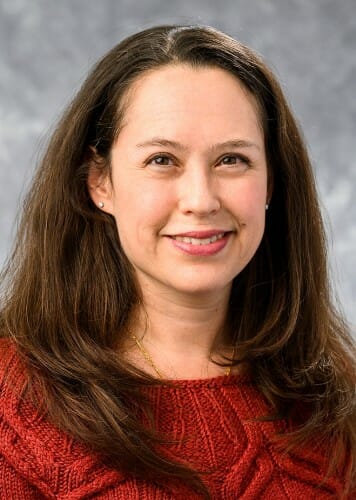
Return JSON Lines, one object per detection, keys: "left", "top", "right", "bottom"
{"left": 0, "top": 24, "right": 355, "bottom": 499}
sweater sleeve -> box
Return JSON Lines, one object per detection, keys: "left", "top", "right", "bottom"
{"left": 0, "top": 454, "right": 46, "bottom": 499}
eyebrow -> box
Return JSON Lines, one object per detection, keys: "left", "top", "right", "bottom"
{"left": 135, "top": 137, "right": 261, "bottom": 152}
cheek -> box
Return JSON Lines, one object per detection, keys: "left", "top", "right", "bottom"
{"left": 229, "top": 178, "right": 267, "bottom": 219}
{"left": 113, "top": 182, "right": 173, "bottom": 240}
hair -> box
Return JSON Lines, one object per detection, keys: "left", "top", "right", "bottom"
{"left": 0, "top": 24, "right": 355, "bottom": 498}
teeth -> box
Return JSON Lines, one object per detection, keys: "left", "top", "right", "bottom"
{"left": 173, "top": 233, "right": 225, "bottom": 245}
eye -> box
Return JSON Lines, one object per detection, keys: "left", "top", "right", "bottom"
{"left": 147, "top": 154, "right": 174, "bottom": 166}
{"left": 219, "top": 154, "right": 249, "bottom": 166}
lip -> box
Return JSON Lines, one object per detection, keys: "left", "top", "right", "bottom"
{"left": 170, "top": 229, "right": 230, "bottom": 238}
{"left": 167, "top": 230, "right": 232, "bottom": 256}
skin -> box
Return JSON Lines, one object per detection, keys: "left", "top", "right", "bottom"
{"left": 89, "top": 64, "right": 270, "bottom": 379}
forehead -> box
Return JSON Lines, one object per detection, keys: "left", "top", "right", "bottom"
{"left": 119, "top": 64, "right": 263, "bottom": 145}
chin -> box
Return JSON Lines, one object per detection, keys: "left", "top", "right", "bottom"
{"left": 167, "top": 278, "right": 233, "bottom": 297}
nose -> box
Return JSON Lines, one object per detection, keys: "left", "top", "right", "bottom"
{"left": 178, "top": 164, "right": 221, "bottom": 216}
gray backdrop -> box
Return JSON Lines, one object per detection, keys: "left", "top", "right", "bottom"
{"left": 1, "top": 0, "right": 355, "bottom": 327}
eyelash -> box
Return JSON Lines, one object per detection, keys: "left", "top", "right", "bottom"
{"left": 218, "top": 154, "right": 250, "bottom": 166}
{"left": 147, "top": 154, "right": 175, "bottom": 166}
{"left": 146, "top": 153, "right": 250, "bottom": 168}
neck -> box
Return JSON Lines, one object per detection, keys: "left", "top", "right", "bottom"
{"left": 123, "top": 284, "right": 234, "bottom": 379}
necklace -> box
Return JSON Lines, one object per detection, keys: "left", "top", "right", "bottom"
{"left": 132, "top": 335, "right": 165, "bottom": 379}
{"left": 132, "top": 334, "right": 234, "bottom": 379}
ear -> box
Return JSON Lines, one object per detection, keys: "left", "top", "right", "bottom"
{"left": 87, "top": 154, "right": 114, "bottom": 215}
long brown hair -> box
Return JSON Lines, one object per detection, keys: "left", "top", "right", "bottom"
{"left": 1, "top": 25, "right": 355, "bottom": 497}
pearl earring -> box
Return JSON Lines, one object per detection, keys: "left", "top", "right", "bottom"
{"left": 265, "top": 204, "right": 269, "bottom": 210}
{"left": 98, "top": 202, "right": 104, "bottom": 208}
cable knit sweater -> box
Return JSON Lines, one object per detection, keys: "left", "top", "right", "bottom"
{"left": 0, "top": 339, "right": 349, "bottom": 499}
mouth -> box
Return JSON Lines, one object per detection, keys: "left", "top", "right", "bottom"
{"left": 167, "top": 230, "right": 233, "bottom": 256}
{"left": 171, "top": 232, "right": 227, "bottom": 246}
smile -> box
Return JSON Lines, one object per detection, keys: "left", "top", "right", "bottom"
{"left": 168, "top": 231, "right": 232, "bottom": 256}
{"left": 171, "top": 233, "right": 225, "bottom": 245}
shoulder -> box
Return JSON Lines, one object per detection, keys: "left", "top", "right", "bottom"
{"left": 0, "top": 337, "right": 27, "bottom": 399}
{"left": 0, "top": 337, "right": 126, "bottom": 498}
{"left": 0, "top": 336, "right": 21, "bottom": 373}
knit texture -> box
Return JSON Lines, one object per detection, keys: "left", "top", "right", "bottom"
{"left": 0, "top": 338, "right": 349, "bottom": 499}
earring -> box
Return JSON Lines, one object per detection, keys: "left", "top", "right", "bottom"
{"left": 98, "top": 202, "right": 104, "bottom": 208}
{"left": 265, "top": 204, "right": 269, "bottom": 210}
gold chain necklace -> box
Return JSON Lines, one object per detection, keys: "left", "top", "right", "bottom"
{"left": 132, "top": 334, "right": 234, "bottom": 380}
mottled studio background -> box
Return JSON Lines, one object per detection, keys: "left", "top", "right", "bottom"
{"left": 0, "top": 0, "right": 355, "bottom": 327}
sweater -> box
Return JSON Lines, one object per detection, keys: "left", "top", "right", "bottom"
{"left": 0, "top": 338, "right": 349, "bottom": 499}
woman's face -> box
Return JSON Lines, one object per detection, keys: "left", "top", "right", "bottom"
{"left": 92, "top": 64, "right": 269, "bottom": 300}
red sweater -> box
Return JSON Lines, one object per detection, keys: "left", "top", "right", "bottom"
{"left": 0, "top": 339, "right": 349, "bottom": 499}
